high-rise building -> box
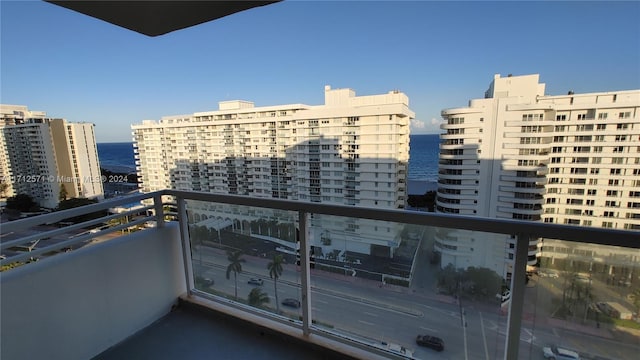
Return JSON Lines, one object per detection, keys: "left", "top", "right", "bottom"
{"left": 435, "top": 74, "right": 640, "bottom": 278}
{"left": 0, "top": 105, "right": 104, "bottom": 208}
{"left": 132, "top": 86, "right": 413, "bottom": 257}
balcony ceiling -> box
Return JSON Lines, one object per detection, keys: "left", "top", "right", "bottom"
{"left": 46, "top": 1, "right": 281, "bottom": 37}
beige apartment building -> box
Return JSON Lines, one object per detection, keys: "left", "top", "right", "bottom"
{"left": 132, "top": 86, "right": 413, "bottom": 257}
{"left": 436, "top": 74, "right": 639, "bottom": 279}
{"left": 0, "top": 105, "right": 103, "bottom": 209}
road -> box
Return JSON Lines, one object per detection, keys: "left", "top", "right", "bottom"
{"left": 192, "top": 245, "right": 638, "bottom": 360}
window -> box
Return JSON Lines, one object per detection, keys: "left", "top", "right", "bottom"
{"left": 610, "top": 168, "right": 621, "bottom": 175}
{"left": 606, "top": 190, "right": 618, "bottom": 196}
{"left": 619, "top": 112, "right": 631, "bottom": 119}
{"left": 596, "top": 124, "right": 606, "bottom": 130}
{"left": 556, "top": 114, "right": 567, "bottom": 121}
{"left": 598, "top": 113, "right": 608, "bottom": 119}
{"left": 602, "top": 221, "right": 613, "bottom": 228}
{"left": 605, "top": 201, "right": 618, "bottom": 207}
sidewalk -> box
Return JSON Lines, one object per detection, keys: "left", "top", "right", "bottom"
{"left": 546, "top": 317, "right": 614, "bottom": 339}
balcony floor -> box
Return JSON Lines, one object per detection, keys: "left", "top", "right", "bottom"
{"left": 93, "top": 299, "right": 355, "bottom": 360}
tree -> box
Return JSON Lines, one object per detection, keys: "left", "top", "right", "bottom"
{"left": 463, "top": 267, "right": 503, "bottom": 299}
{"left": 6, "top": 193, "right": 38, "bottom": 212}
{"left": 226, "top": 250, "right": 245, "bottom": 300}
{"left": 57, "top": 197, "right": 105, "bottom": 223}
{"left": 0, "top": 181, "right": 9, "bottom": 198}
{"left": 407, "top": 191, "right": 436, "bottom": 211}
{"left": 268, "top": 254, "right": 284, "bottom": 313}
{"left": 58, "top": 184, "right": 68, "bottom": 201}
{"left": 248, "top": 287, "right": 270, "bottom": 308}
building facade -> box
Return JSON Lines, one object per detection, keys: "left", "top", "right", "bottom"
{"left": 0, "top": 105, "right": 103, "bottom": 208}
{"left": 435, "top": 74, "right": 640, "bottom": 279}
{"left": 132, "top": 86, "right": 413, "bottom": 257}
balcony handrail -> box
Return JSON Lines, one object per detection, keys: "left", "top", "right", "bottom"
{"left": 1, "top": 188, "right": 637, "bottom": 262}
{"left": 2, "top": 192, "right": 156, "bottom": 234}
{"left": 0, "top": 204, "right": 155, "bottom": 251}
{"left": 162, "top": 189, "right": 639, "bottom": 248}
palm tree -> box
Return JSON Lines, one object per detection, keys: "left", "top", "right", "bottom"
{"left": 268, "top": 254, "right": 284, "bottom": 312}
{"left": 226, "top": 250, "right": 245, "bottom": 299}
{"left": 248, "top": 287, "right": 270, "bottom": 308}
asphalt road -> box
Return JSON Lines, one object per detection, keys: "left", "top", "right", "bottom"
{"left": 192, "top": 245, "right": 638, "bottom": 360}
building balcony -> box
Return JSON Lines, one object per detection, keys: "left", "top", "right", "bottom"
{"left": 1, "top": 190, "right": 638, "bottom": 360}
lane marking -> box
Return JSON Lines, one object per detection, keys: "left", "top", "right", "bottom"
{"left": 480, "top": 312, "right": 490, "bottom": 360}
{"left": 364, "top": 311, "right": 379, "bottom": 317}
{"left": 462, "top": 307, "right": 469, "bottom": 360}
{"left": 358, "top": 320, "right": 375, "bottom": 326}
{"left": 419, "top": 326, "right": 437, "bottom": 332}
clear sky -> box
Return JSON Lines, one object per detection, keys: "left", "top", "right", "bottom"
{"left": 2, "top": 1, "right": 639, "bottom": 143}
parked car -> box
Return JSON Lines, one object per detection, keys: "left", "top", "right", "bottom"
{"left": 543, "top": 345, "right": 580, "bottom": 360}
{"left": 573, "top": 273, "right": 591, "bottom": 284}
{"left": 281, "top": 298, "right": 300, "bottom": 308}
{"left": 416, "top": 335, "right": 444, "bottom": 351}
{"left": 248, "top": 278, "right": 264, "bottom": 286}
{"left": 539, "top": 269, "right": 560, "bottom": 278}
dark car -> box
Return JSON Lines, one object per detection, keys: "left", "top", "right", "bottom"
{"left": 248, "top": 278, "right": 264, "bottom": 286}
{"left": 416, "top": 335, "right": 444, "bottom": 352}
{"left": 281, "top": 298, "right": 300, "bottom": 308}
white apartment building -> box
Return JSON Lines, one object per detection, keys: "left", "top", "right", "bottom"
{"left": 132, "top": 86, "right": 413, "bottom": 257}
{"left": 435, "top": 74, "right": 640, "bottom": 279}
{"left": 0, "top": 105, "right": 104, "bottom": 208}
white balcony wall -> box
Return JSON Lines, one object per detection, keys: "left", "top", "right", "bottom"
{"left": 1, "top": 223, "right": 185, "bottom": 360}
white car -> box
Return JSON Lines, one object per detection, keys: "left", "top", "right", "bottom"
{"left": 543, "top": 346, "right": 580, "bottom": 360}
{"left": 496, "top": 290, "right": 511, "bottom": 302}
{"left": 539, "top": 269, "right": 560, "bottom": 278}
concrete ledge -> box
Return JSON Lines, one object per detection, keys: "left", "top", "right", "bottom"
{"left": 1, "top": 223, "right": 185, "bottom": 360}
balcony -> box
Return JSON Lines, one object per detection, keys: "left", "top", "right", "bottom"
{"left": 1, "top": 190, "right": 639, "bottom": 360}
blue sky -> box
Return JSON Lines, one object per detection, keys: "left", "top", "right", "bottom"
{"left": 2, "top": 1, "right": 639, "bottom": 143}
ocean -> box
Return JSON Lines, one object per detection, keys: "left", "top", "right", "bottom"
{"left": 96, "top": 143, "right": 137, "bottom": 174}
{"left": 96, "top": 134, "right": 440, "bottom": 194}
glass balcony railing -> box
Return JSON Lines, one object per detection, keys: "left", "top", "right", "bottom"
{"left": 1, "top": 189, "right": 638, "bottom": 360}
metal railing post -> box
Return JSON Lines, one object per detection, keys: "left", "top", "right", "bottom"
{"left": 177, "top": 196, "right": 195, "bottom": 295}
{"left": 298, "top": 211, "right": 312, "bottom": 336}
{"left": 504, "top": 232, "right": 530, "bottom": 360}
{"left": 154, "top": 193, "right": 165, "bottom": 228}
